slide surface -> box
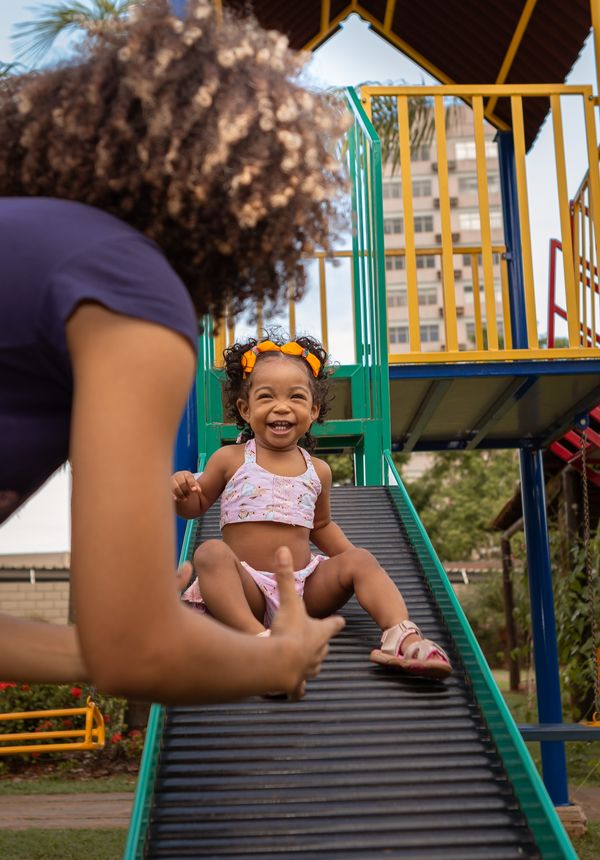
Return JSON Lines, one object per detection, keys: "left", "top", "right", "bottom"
{"left": 127, "top": 485, "right": 576, "bottom": 859}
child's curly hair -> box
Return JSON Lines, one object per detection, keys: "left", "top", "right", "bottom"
{"left": 0, "top": 0, "right": 349, "bottom": 321}
{"left": 223, "top": 333, "right": 332, "bottom": 452}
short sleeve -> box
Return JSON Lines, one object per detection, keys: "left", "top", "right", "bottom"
{"left": 41, "top": 233, "right": 198, "bottom": 356}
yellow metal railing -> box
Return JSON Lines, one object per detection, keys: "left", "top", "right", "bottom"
{"left": 0, "top": 696, "right": 105, "bottom": 755}
{"left": 361, "top": 83, "right": 600, "bottom": 362}
{"left": 214, "top": 245, "right": 511, "bottom": 361}
{"left": 569, "top": 157, "right": 600, "bottom": 348}
{"left": 213, "top": 251, "right": 354, "bottom": 364}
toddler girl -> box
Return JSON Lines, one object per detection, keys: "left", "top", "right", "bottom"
{"left": 172, "top": 335, "right": 451, "bottom": 678}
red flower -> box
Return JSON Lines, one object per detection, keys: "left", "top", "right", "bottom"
{"left": 104, "top": 715, "right": 110, "bottom": 724}
{"left": 62, "top": 719, "right": 73, "bottom": 729}
{"left": 128, "top": 729, "right": 142, "bottom": 739}
{"left": 110, "top": 732, "right": 123, "bottom": 744}
{"left": 70, "top": 687, "right": 83, "bottom": 698}
{"left": 0, "top": 682, "right": 17, "bottom": 691}
{"left": 21, "top": 684, "right": 30, "bottom": 691}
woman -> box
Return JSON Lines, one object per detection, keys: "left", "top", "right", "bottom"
{"left": 0, "top": 0, "right": 348, "bottom": 702}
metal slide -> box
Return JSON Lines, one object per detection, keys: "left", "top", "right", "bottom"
{"left": 126, "top": 485, "right": 576, "bottom": 859}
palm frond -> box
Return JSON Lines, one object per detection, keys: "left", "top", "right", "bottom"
{"left": 364, "top": 82, "right": 459, "bottom": 175}
{"left": 12, "top": 0, "right": 140, "bottom": 66}
{"left": 0, "top": 61, "right": 26, "bottom": 79}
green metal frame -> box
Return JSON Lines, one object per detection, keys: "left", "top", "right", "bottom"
{"left": 346, "top": 86, "right": 391, "bottom": 482}
{"left": 383, "top": 450, "right": 577, "bottom": 859}
{"left": 194, "top": 89, "right": 392, "bottom": 481}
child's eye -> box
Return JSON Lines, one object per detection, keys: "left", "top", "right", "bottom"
{"left": 257, "top": 393, "right": 271, "bottom": 400}
{"left": 292, "top": 393, "right": 307, "bottom": 400}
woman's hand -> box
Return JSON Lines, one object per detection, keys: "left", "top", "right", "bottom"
{"left": 270, "top": 546, "right": 345, "bottom": 699}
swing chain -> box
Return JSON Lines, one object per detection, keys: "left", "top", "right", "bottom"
{"left": 581, "top": 427, "right": 600, "bottom": 719}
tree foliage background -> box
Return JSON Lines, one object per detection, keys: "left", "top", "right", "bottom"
{"left": 406, "top": 449, "right": 519, "bottom": 560}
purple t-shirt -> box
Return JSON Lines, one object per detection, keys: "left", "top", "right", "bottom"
{"left": 0, "top": 197, "right": 197, "bottom": 523}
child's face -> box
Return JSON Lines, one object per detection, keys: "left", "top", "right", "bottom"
{"left": 237, "top": 355, "right": 320, "bottom": 448}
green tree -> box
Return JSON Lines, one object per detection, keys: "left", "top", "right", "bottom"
{"left": 406, "top": 449, "right": 519, "bottom": 560}
{"left": 12, "top": 0, "right": 139, "bottom": 66}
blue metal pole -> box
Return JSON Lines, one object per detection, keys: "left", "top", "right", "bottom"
{"left": 498, "top": 130, "right": 568, "bottom": 804}
{"left": 496, "top": 132, "right": 529, "bottom": 349}
{"left": 519, "top": 447, "right": 569, "bottom": 806}
{"left": 174, "top": 383, "right": 198, "bottom": 555}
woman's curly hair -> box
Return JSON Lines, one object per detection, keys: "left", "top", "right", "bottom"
{"left": 0, "top": 0, "right": 349, "bottom": 321}
{"left": 223, "top": 333, "right": 332, "bottom": 452}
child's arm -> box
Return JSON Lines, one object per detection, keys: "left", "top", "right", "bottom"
{"left": 171, "top": 446, "right": 232, "bottom": 520}
{"left": 310, "top": 459, "right": 355, "bottom": 556}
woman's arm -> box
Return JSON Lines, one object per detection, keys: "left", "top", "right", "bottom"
{"left": 0, "top": 616, "right": 87, "bottom": 682}
{"left": 310, "top": 460, "right": 354, "bottom": 556}
{"left": 65, "top": 304, "right": 343, "bottom": 702}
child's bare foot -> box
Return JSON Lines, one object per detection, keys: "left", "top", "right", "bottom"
{"left": 370, "top": 620, "right": 452, "bottom": 679}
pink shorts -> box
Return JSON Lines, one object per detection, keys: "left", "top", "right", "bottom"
{"left": 182, "top": 553, "right": 327, "bottom": 628}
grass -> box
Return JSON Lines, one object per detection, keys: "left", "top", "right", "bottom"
{"left": 0, "top": 774, "right": 136, "bottom": 794}
{"left": 573, "top": 821, "right": 600, "bottom": 859}
{"left": 0, "top": 828, "right": 126, "bottom": 859}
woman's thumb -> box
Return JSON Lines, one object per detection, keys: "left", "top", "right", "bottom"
{"left": 273, "top": 546, "right": 298, "bottom": 606}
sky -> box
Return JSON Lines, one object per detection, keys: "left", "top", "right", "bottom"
{"left": 0, "top": 3, "right": 597, "bottom": 553}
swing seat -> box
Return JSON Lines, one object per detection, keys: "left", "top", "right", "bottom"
{"left": 0, "top": 696, "right": 105, "bottom": 755}
{"left": 519, "top": 722, "right": 600, "bottom": 741}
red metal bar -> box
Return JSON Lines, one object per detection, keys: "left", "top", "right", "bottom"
{"left": 547, "top": 238, "right": 561, "bottom": 348}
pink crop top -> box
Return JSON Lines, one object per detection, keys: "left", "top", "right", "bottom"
{"left": 220, "top": 438, "right": 321, "bottom": 529}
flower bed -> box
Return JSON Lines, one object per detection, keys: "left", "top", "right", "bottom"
{"left": 0, "top": 683, "right": 145, "bottom": 777}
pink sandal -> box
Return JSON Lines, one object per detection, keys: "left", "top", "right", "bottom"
{"left": 370, "top": 620, "right": 452, "bottom": 679}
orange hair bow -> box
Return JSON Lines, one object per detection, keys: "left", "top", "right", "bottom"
{"left": 241, "top": 340, "right": 321, "bottom": 379}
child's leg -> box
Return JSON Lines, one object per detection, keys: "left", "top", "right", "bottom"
{"left": 193, "top": 540, "right": 267, "bottom": 634}
{"left": 303, "top": 548, "right": 451, "bottom": 677}
{"left": 303, "top": 547, "right": 410, "bottom": 630}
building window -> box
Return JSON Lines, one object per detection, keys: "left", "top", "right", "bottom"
{"left": 411, "top": 145, "right": 430, "bottom": 161}
{"left": 462, "top": 253, "right": 501, "bottom": 266}
{"left": 387, "top": 291, "right": 407, "bottom": 307}
{"left": 459, "top": 211, "right": 481, "bottom": 230}
{"left": 412, "top": 178, "right": 432, "bottom": 197}
{"left": 384, "top": 217, "right": 403, "bottom": 234}
{"left": 458, "top": 210, "right": 501, "bottom": 232}
{"left": 458, "top": 175, "right": 478, "bottom": 192}
{"left": 383, "top": 180, "right": 401, "bottom": 199}
{"left": 386, "top": 256, "right": 405, "bottom": 271}
{"left": 420, "top": 324, "right": 439, "bottom": 342}
{"left": 466, "top": 322, "right": 477, "bottom": 342}
{"left": 457, "top": 173, "right": 500, "bottom": 193}
{"left": 418, "top": 287, "right": 438, "bottom": 306}
{"left": 416, "top": 254, "right": 436, "bottom": 269}
{"left": 490, "top": 210, "right": 503, "bottom": 229}
{"left": 389, "top": 325, "right": 409, "bottom": 344}
{"left": 414, "top": 215, "right": 434, "bottom": 233}
{"left": 455, "top": 140, "right": 496, "bottom": 160}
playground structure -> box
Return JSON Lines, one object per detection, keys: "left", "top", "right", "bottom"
{"left": 1, "top": 0, "right": 597, "bottom": 855}
{"left": 0, "top": 696, "right": 105, "bottom": 756}
{"left": 123, "top": 2, "right": 600, "bottom": 857}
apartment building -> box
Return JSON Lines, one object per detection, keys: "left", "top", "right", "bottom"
{"left": 383, "top": 104, "right": 505, "bottom": 353}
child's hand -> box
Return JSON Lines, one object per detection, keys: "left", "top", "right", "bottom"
{"left": 171, "top": 470, "right": 203, "bottom": 503}
{"left": 270, "top": 546, "right": 345, "bottom": 700}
